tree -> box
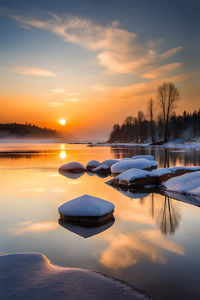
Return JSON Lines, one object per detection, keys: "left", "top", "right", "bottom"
{"left": 148, "top": 98, "right": 155, "bottom": 143}
{"left": 157, "top": 82, "right": 179, "bottom": 142}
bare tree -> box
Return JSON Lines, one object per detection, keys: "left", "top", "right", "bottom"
{"left": 148, "top": 98, "right": 155, "bottom": 144}
{"left": 157, "top": 82, "right": 179, "bottom": 142}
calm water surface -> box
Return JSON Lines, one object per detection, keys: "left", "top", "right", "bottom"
{"left": 1, "top": 143, "right": 200, "bottom": 300}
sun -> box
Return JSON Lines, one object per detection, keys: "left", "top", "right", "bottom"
{"left": 59, "top": 119, "right": 66, "bottom": 126}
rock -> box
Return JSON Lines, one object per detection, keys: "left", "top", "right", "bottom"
{"left": 101, "top": 159, "right": 118, "bottom": 167}
{"left": 162, "top": 171, "right": 200, "bottom": 197}
{"left": 93, "top": 164, "right": 110, "bottom": 174}
{"left": 86, "top": 160, "right": 101, "bottom": 171}
{"left": 58, "top": 194, "right": 115, "bottom": 226}
{"left": 59, "top": 162, "right": 85, "bottom": 173}
{"left": 110, "top": 168, "right": 154, "bottom": 188}
{"left": 111, "top": 158, "right": 158, "bottom": 174}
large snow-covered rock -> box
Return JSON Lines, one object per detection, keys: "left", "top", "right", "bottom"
{"left": 58, "top": 194, "right": 115, "bottom": 226}
{"left": 0, "top": 253, "right": 150, "bottom": 300}
{"left": 163, "top": 171, "right": 200, "bottom": 197}
{"left": 114, "top": 168, "right": 150, "bottom": 185}
{"left": 132, "top": 155, "right": 155, "bottom": 161}
{"left": 86, "top": 160, "right": 100, "bottom": 171}
{"left": 111, "top": 158, "right": 158, "bottom": 174}
{"left": 59, "top": 162, "right": 85, "bottom": 173}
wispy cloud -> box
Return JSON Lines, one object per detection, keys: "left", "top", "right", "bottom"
{"left": 142, "top": 62, "right": 182, "bottom": 79}
{"left": 50, "top": 88, "right": 66, "bottom": 94}
{"left": 7, "top": 66, "right": 56, "bottom": 77}
{"left": 12, "top": 14, "right": 183, "bottom": 76}
{"left": 49, "top": 102, "right": 65, "bottom": 107}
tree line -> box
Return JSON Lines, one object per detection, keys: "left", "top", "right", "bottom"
{"left": 108, "top": 82, "right": 200, "bottom": 144}
{"left": 0, "top": 123, "right": 58, "bottom": 138}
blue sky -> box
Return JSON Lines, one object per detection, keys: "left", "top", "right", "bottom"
{"left": 0, "top": 0, "right": 199, "bottom": 139}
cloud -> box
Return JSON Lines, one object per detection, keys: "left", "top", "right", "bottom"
{"left": 50, "top": 88, "right": 66, "bottom": 94}
{"left": 7, "top": 66, "right": 56, "bottom": 77}
{"left": 100, "top": 229, "right": 184, "bottom": 270}
{"left": 142, "top": 62, "right": 182, "bottom": 79}
{"left": 12, "top": 14, "right": 183, "bottom": 76}
{"left": 49, "top": 102, "right": 65, "bottom": 107}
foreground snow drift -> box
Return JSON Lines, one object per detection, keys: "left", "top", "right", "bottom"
{"left": 163, "top": 171, "right": 200, "bottom": 197}
{"left": 58, "top": 194, "right": 115, "bottom": 226}
{"left": 0, "top": 253, "right": 150, "bottom": 300}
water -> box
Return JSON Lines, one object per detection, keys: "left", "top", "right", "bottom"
{"left": 0, "top": 143, "right": 200, "bottom": 300}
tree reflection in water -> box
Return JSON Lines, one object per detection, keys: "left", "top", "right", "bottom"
{"left": 151, "top": 194, "right": 181, "bottom": 235}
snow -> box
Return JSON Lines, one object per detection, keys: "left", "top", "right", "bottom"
{"left": 58, "top": 194, "right": 115, "bottom": 217}
{"left": 59, "top": 162, "right": 85, "bottom": 172}
{"left": 101, "top": 159, "right": 118, "bottom": 167}
{"left": 86, "top": 160, "right": 100, "bottom": 170}
{"left": 150, "top": 168, "right": 173, "bottom": 176}
{"left": 93, "top": 164, "right": 110, "bottom": 172}
{"left": 163, "top": 171, "right": 200, "bottom": 197}
{"left": 115, "top": 168, "right": 150, "bottom": 184}
{"left": 111, "top": 158, "right": 158, "bottom": 174}
{"left": 0, "top": 253, "right": 150, "bottom": 300}
{"left": 132, "top": 155, "right": 155, "bottom": 161}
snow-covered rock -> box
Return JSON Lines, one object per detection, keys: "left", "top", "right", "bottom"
{"left": 59, "top": 162, "right": 85, "bottom": 173}
{"left": 111, "top": 158, "right": 158, "bottom": 174}
{"left": 163, "top": 171, "right": 200, "bottom": 197}
{"left": 0, "top": 253, "right": 150, "bottom": 300}
{"left": 101, "top": 159, "right": 118, "bottom": 167}
{"left": 93, "top": 164, "right": 110, "bottom": 173}
{"left": 86, "top": 160, "right": 100, "bottom": 170}
{"left": 58, "top": 194, "right": 115, "bottom": 226}
{"left": 132, "top": 155, "right": 155, "bottom": 161}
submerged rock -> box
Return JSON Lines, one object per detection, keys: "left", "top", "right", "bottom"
{"left": 58, "top": 194, "right": 115, "bottom": 226}
{"left": 111, "top": 158, "right": 158, "bottom": 174}
{"left": 0, "top": 253, "right": 151, "bottom": 300}
{"left": 59, "top": 162, "right": 85, "bottom": 173}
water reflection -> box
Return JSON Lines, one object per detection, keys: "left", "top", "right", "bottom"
{"left": 59, "top": 218, "right": 115, "bottom": 238}
{"left": 156, "top": 196, "right": 181, "bottom": 235}
{"left": 111, "top": 146, "right": 200, "bottom": 167}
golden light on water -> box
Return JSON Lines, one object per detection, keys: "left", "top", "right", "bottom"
{"left": 60, "top": 150, "right": 67, "bottom": 159}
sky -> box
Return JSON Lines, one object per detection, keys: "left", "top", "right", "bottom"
{"left": 0, "top": 0, "right": 199, "bottom": 140}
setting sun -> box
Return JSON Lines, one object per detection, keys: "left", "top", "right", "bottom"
{"left": 59, "top": 119, "right": 66, "bottom": 126}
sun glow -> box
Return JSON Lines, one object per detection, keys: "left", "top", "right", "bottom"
{"left": 59, "top": 119, "right": 66, "bottom": 126}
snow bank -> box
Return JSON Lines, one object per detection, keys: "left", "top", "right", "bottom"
{"left": 0, "top": 253, "right": 150, "bottom": 300}
{"left": 132, "top": 155, "right": 155, "bottom": 161}
{"left": 59, "top": 162, "right": 85, "bottom": 173}
{"left": 58, "top": 195, "right": 115, "bottom": 226}
{"left": 163, "top": 171, "right": 200, "bottom": 197}
{"left": 111, "top": 158, "right": 157, "bottom": 174}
